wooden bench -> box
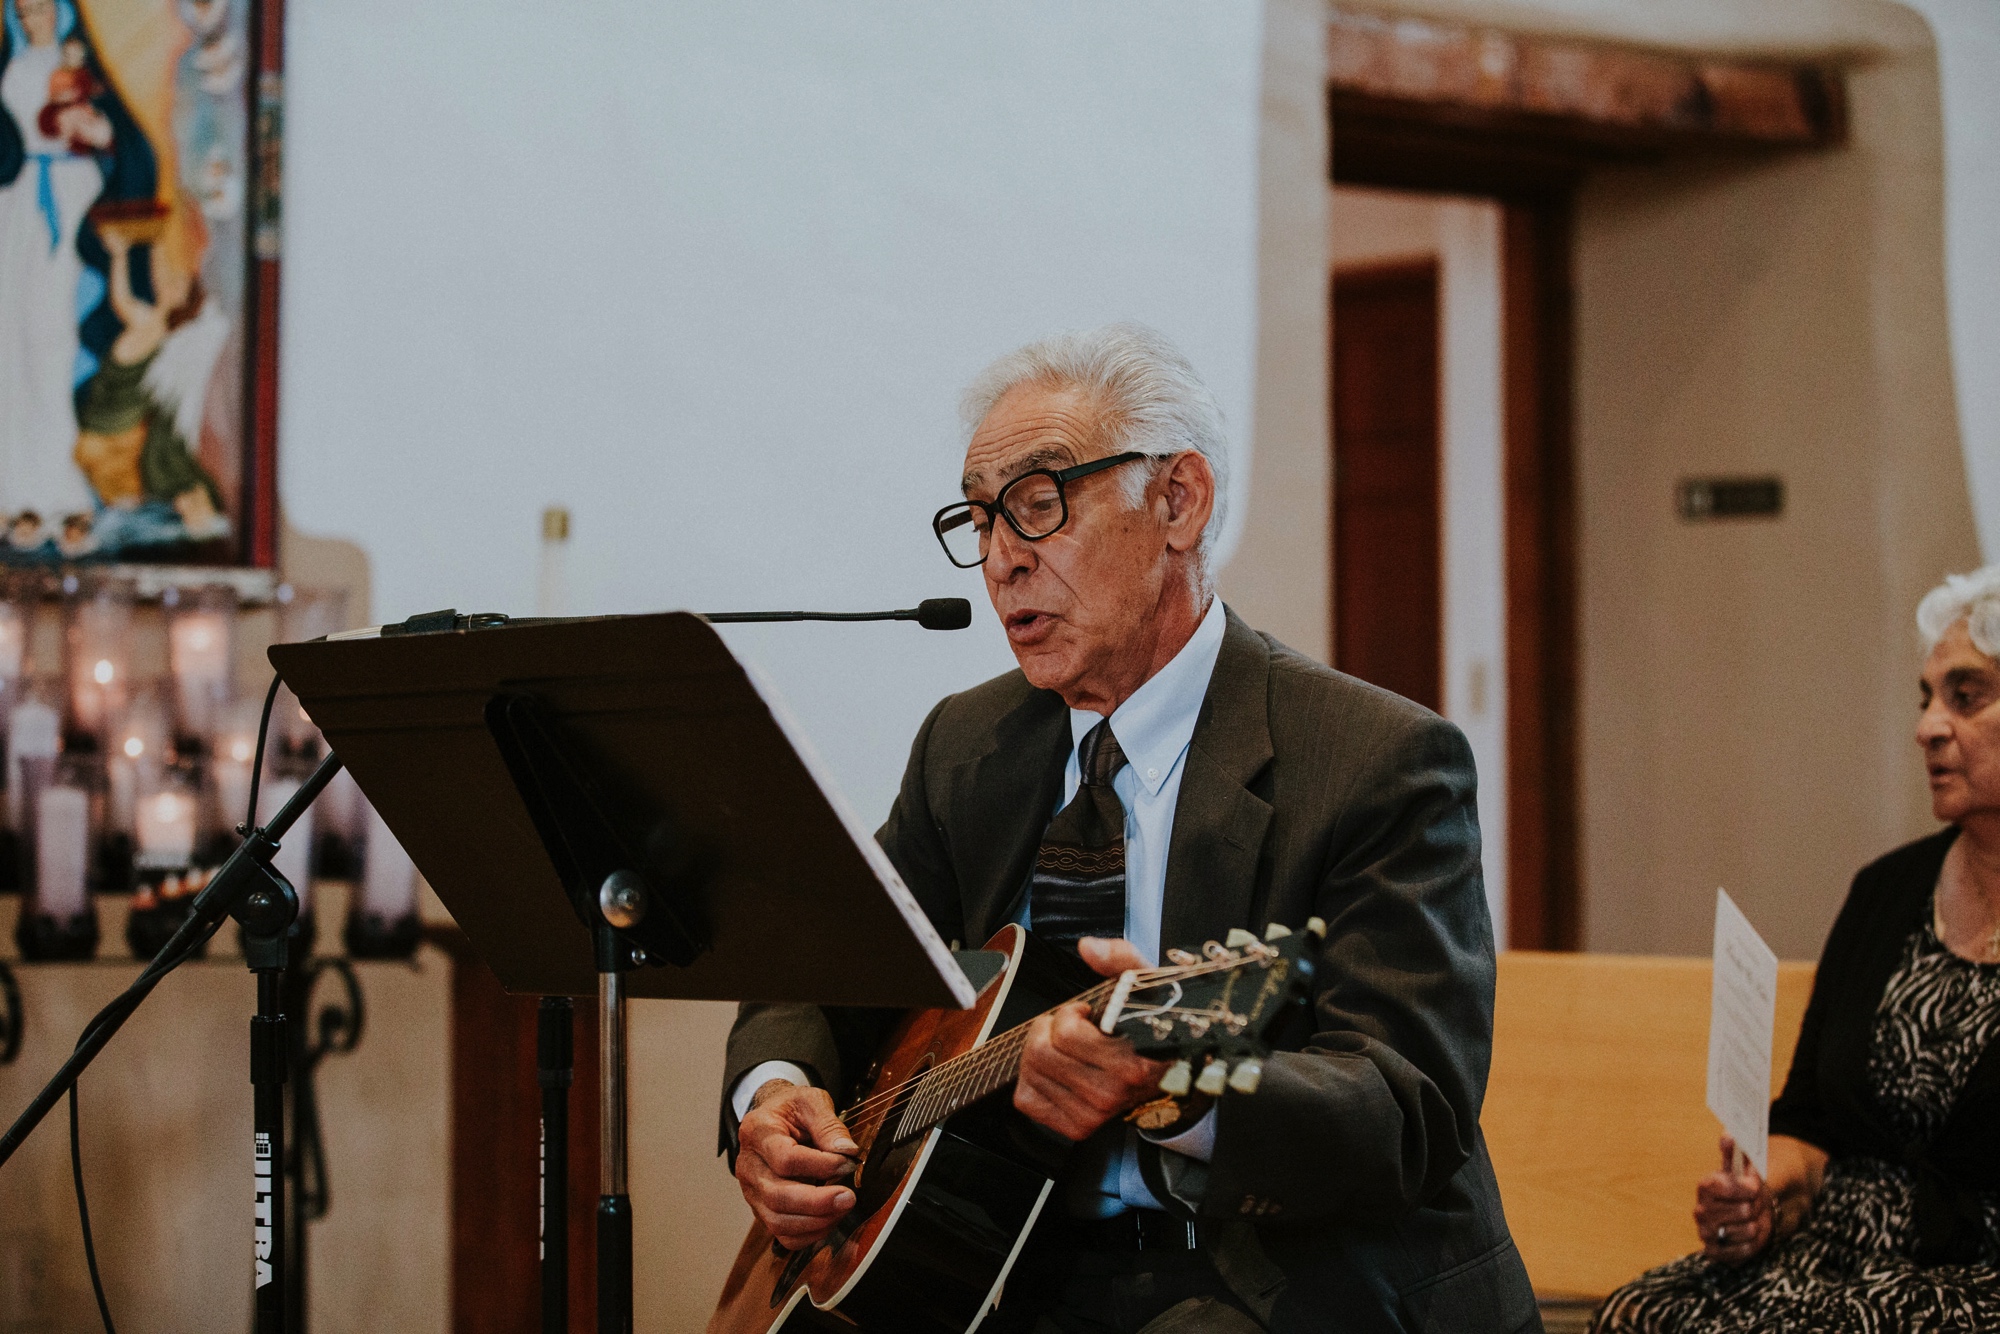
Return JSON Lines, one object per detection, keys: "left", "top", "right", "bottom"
{"left": 1482, "top": 951, "right": 1817, "bottom": 1323}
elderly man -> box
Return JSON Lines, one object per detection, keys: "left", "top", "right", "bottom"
{"left": 721, "top": 325, "right": 1536, "bottom": 1333}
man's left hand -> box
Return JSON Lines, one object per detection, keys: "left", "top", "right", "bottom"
{"left": 1014, "top": 937, "right": 1170, "bottom": 1141}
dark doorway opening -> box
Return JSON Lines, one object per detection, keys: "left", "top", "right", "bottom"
{"left": 1331, "top": 123, "right": 1581, "bottom": 953}
{"left": 1332, "top": 260, "right": 1443, "bottom": 715}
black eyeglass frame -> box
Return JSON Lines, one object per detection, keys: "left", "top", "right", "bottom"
{"left": 931, "top": 451, "right": 1153, "bottom": 568}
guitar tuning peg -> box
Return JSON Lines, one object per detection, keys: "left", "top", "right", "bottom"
{"left": 1203, "top": 941, "right": 1231, "bottom": 960}
{"left": 1225, "top": 928, "right": 1258, "bottom": 948}
{"left": 1304, "top": 916, "right": 1327, "bottom": 940}
{"left": 1263, "top": 922, "right": 1292, "bottom": 941}
{"left": 1166, "top": 948, "right": 1200, "bottom": 966}
{"left": 1194, "top": 1060, "right": 1229, "bottom": 1096}
{"left": 1227, "top": 1058, "right": 1264, "bottom": 1094}
{"left": 1159, "top": 1060, "right": 1193, "bottom": 1096}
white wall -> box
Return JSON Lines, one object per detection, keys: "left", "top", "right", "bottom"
{"left": 280, "top": 1, "right": 1269, "bottom": 826}
{"left": 1899, "top": 0, "right": 2000, "bottom": 563}
{"left": 1329, "top": 186, "right": 1508, "bottom": 943}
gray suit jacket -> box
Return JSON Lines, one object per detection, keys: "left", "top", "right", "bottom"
{"left": 723, "top": 608, "right": 1538, "bottom": 1333}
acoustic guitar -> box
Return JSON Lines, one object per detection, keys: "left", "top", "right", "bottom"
{"left": 709, "top": 917, "right": 1324, "bottom": 1334}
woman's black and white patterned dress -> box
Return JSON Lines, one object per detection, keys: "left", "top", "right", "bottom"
{"left": 1592, "top": 910, "right": 2000, "bottom": 1333}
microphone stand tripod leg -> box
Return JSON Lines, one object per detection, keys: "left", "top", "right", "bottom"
{"left": 597, "top": 967, "right": 633, "bottom": 1334}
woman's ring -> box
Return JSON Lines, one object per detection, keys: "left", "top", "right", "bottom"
{"left": 1716, "top": 1224, "right": 1729, "bottom": 1245}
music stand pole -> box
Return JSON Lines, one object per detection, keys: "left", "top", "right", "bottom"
{"left": 537, "top": 995, "right": 573, "bottom": 1334}
{"left": 594, "top": 925, "right": 635, "bottom": 1334}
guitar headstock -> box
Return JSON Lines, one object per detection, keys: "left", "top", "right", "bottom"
{"left": 1099, "top": 917, "right": 1324, "bottom": 1098}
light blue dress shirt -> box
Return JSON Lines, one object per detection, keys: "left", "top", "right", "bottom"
{"left": 1040, "top": 596, "right": 1227, "bottom": 1213}
{"left": 734, "top": 598, "right": 1229, "bottom": 1215}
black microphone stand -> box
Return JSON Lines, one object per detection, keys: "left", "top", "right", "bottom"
{"left": 0, "top": 751, "right": 344, "bottom": 1334}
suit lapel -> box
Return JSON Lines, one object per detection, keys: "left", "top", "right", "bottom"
{"left": 950, "top": 686, "right": 1070, "bottom": 943}
{"left": 1160, "top": 608, "right": 1275, "bottom": 954}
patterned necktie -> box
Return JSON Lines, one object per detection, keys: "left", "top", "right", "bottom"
{"left": 1030, "top": 719, "right": 1128, "bottom": 949}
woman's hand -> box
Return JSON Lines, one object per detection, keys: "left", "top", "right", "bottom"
{"left": 1695, "top": 1135, "right": 1773, "bottom": 1265}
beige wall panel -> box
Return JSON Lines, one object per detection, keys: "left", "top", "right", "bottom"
{"left": 1574, "top": 45, "right": 1977, "bottom": 961}
{"left": 628, "top": 1000, "right": 753, "bottom": 1333}
{"left": 0, "top": 895, "right": 449, "bottom": 1333}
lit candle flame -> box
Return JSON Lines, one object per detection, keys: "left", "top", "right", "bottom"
{"left": 92, "top": 659, "right": 114, "bottom": 685}
{"left": 123, "top": 737, "right": 144, "bottom": 759}
{"left": 230, "top": 738, "right": 254, "bottom": 763}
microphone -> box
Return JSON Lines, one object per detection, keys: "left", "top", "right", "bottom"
{"left": 357, "top": 599, "right": 976, "bottom": 639}
{"left": 703, "top": 598, "right": 972, "bottom": 631}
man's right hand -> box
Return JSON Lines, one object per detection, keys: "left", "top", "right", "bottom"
{"left": 734, "top": 1080, "right": 860, "bottom": 1251}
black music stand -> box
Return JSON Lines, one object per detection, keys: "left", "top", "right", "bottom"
{"left": 268, "top": 612, "right": 972, "bottom": 1333}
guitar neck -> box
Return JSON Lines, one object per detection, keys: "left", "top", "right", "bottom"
{"left": 892, "top": 977, "right": 1117, "bottom": 1141}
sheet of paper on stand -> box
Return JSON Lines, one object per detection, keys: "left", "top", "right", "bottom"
{"left": 1706, "top": 887, "right": 1779, "bottom": 1176}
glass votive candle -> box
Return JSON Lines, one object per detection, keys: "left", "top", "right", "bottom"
{"left": 208, "top": 688, "right": 264, "bottom": 844}
{"left": 65, "top": 577, "right": 136, "bottom": 742}
{"left": 313, "top": 766, "right": 363, "bottom": 879}
{"left": 108, "top": 684, "right": 173, "bottom": 831}
{"left": 14, "top": 754, "right": 99, "bottom": 961}
{"left": 164, "top": 583, "right": 238, "bottom": 742}
{"left": 127, "top": 767, "right": 204, "bottom": 960}
{"left": 346, "top": 799, "right": 420, "bottom": 959}
{"left": 6, "top": 677, "right": 63, "bottom": 834}
{"left": 0, "top": 574, "right": 31, "bottom": 714}
{"left": 275, "top": 587, "right": 345, "bottom": 758}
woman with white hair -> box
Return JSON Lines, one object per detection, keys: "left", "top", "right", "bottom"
{"left": 1594, "top": 569, "right": 2000, "bottom": 1331}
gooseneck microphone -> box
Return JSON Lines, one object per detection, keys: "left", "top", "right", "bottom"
{"left": 702, "top": 598, "right": 972, "bottom": 630}
{"left": 353, "top": 598, "right": 976, "bottom": 640}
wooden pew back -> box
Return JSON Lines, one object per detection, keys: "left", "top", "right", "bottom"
{"left": 1483, "top": 951, "right": 1817, "bottom": 1300}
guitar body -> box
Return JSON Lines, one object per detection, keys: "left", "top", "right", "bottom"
{"left": 709, "top": 914, "right": 1319, "bottom": 1334}
{"left": 709, "top": 924, "right": 1089, "bottom": 1334}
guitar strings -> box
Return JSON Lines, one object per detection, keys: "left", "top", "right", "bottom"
{"left": 888, "top": 951, "right": 1266, "bottom": 1138}
{"left": 835, "top": 952, "right": 1267, "bottom": 1134}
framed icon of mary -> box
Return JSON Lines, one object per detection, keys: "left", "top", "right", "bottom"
{"left": 0, "top": 0, "right": 280, "bottom": 569}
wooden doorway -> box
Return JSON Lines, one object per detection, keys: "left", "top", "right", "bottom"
{"left": 1325, "top": 3, "right": 1844, "bottom": 952}
{"left": 1332, "top": 260, "right": 1442, "bottom": 714}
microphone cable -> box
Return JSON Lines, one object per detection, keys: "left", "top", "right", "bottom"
{"left": 54, "top": 672, "right": 284, "bottom": 1334}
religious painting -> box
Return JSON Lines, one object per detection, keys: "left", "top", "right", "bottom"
{"left": 0, "top": 0, "right": 275, "bottom": 567}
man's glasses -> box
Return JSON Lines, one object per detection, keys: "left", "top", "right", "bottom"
{"left": 932, "top": 452, "right": 1151, "bottom": 569}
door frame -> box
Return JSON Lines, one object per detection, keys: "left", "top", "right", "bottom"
{"left": 1329, "top": 134, "right": 1581, "bottom": 951}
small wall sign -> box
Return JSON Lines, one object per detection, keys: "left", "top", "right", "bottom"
{"left": 1678, "top": 477, "right": 1783, "bottom": 521}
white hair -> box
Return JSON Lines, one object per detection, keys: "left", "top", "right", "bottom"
{"left": 960, "top": 323, "right": 1229, "bottom": 564}
{"left": 1916, "top": 565, "right": 2000, "bottom": 657}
